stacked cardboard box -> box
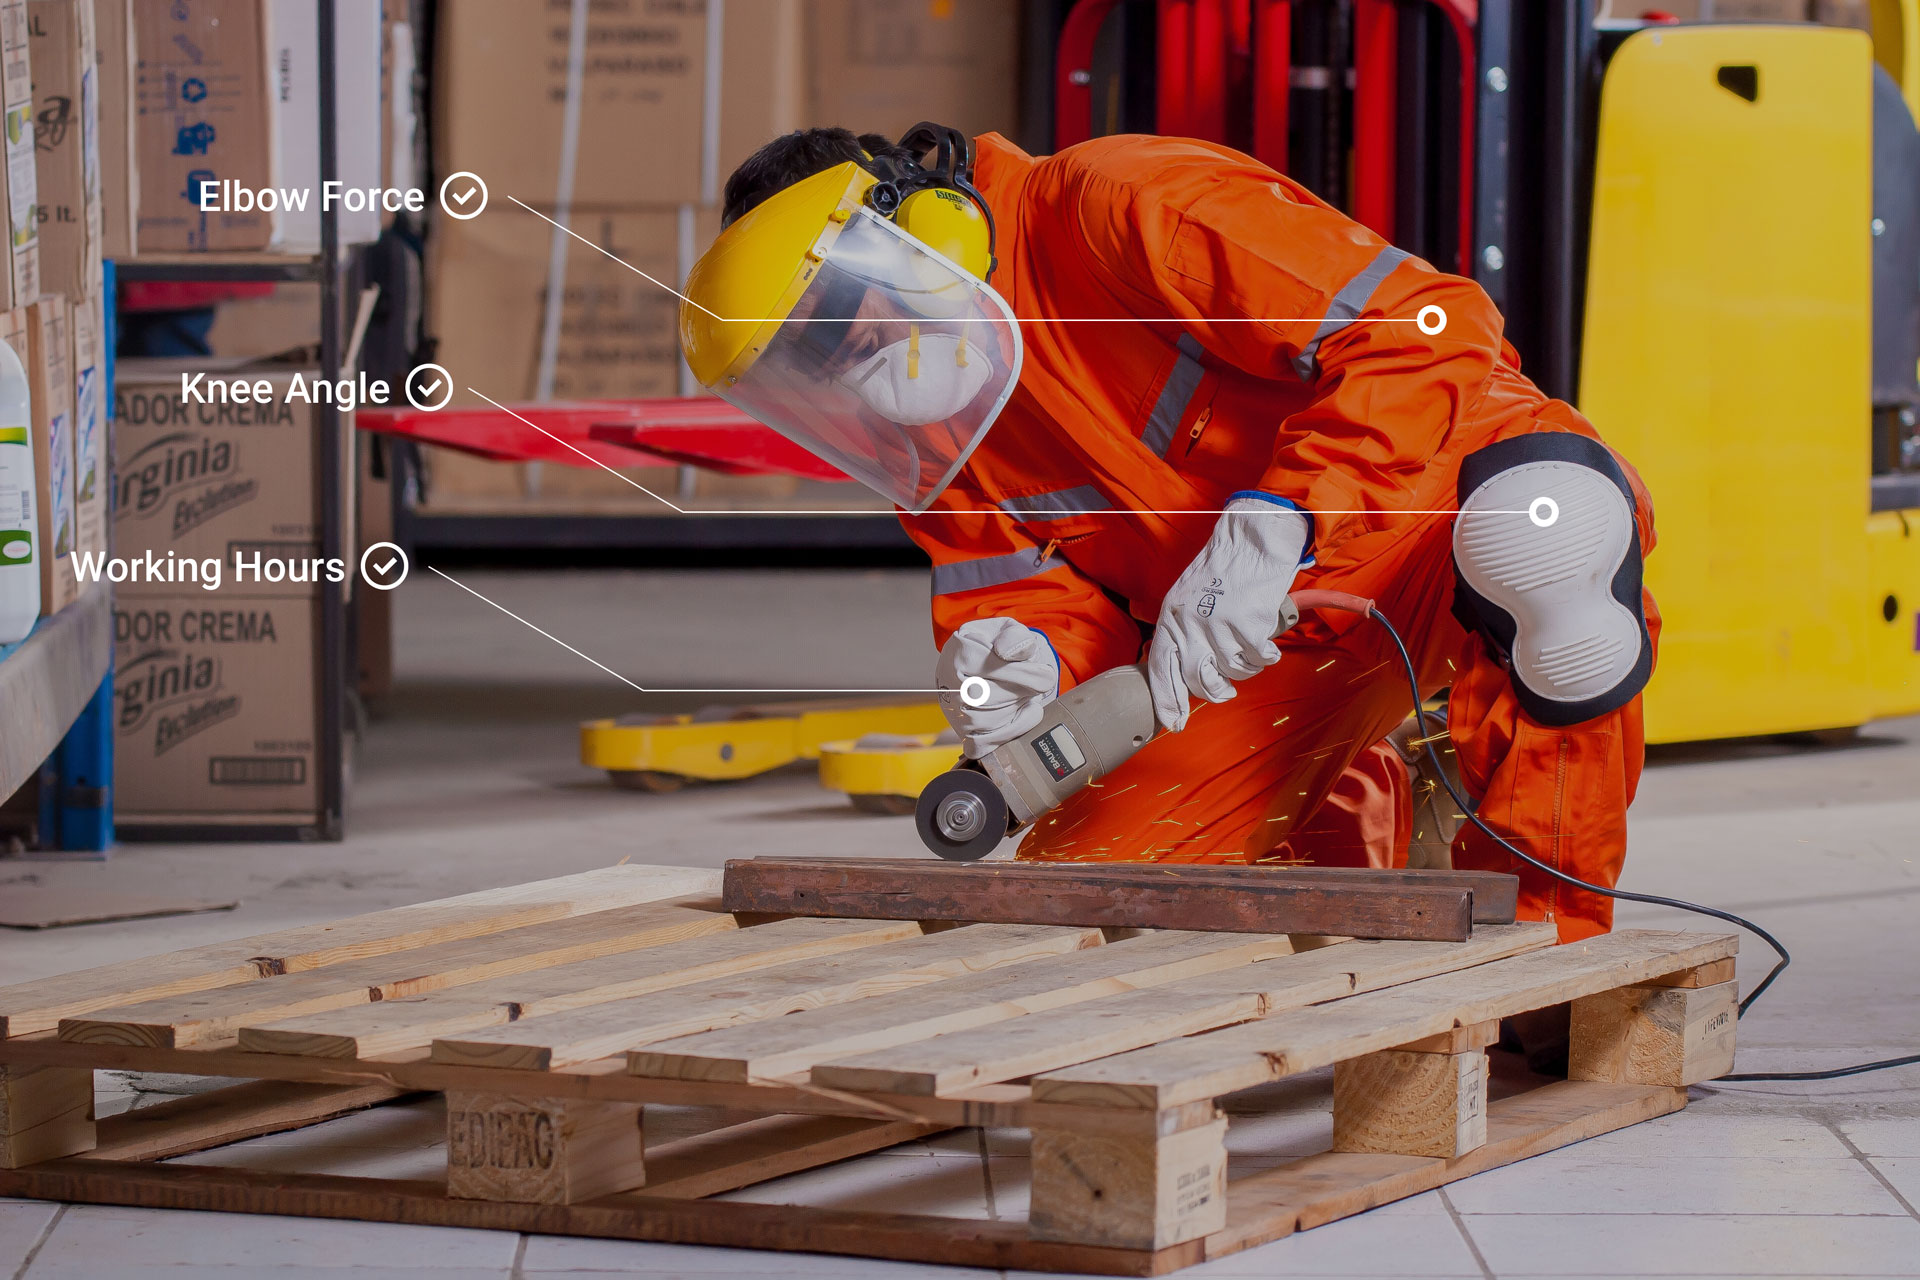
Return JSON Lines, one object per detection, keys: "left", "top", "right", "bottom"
{"left": 424, "top": 0, "right": 1019, "bottom": 505}
{"left": 1, "top": 0, "right": 38, "bottom": 307}
{"left": 124, "top": 0, "right": 382, "bottom": 254}
{"left": 110, "top": 360, "right": 327, "bottom": 822}
{"left": 18, "top": 0, "right": 106, "bottom": 629}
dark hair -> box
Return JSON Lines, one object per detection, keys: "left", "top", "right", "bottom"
{"left": 722, "top": 128, "right": 915, "bottom": 227}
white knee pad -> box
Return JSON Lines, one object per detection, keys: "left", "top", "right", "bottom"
{"left": 1452, "top": 435, "right": 1651, "bottom": 726}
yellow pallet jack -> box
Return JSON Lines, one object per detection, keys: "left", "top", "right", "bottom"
{"left": 818, "top": 731, "right": 963, "bottom": 814}
{"left": 581, "top": 699, "right": 948, "bottom": 793}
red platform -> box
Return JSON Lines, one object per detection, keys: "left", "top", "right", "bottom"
{"left": 357, "top": 398, "right": 853, "bottom": 482}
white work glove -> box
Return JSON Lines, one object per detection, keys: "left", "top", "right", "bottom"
{"left": 1148, "top": 496, "right": 1311, "bottom": 733}
{"left": 936, "top": 617, "right": 1060, "bottom": 759}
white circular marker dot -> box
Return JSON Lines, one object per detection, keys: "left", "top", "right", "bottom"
{"left": 959, "top": 676, "right": 992, "bottom": 708}
{"left": 1416, "top": 305, "right": 1448, "bottom": 336}
{"left": 1529, "top": 497, "right": 1559, "bottom": 528}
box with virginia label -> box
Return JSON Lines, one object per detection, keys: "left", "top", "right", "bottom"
{"left": 112, "top": 592, "right": 318, "bottom": 818}
{"left": 112, "top": 360, "right": 321, "bottom": 590}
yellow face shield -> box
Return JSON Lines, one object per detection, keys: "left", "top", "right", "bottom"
{"left": 680, "top": 164, "right": 1022, "bottom": 513}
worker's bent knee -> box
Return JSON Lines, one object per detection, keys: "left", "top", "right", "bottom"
{"left": 1450, "top": 433, "right": 1652, "bottom": 727}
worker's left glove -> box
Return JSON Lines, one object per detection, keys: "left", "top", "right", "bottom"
{"left": 1148, "top": 495, "right": 1311, "bottom": 733}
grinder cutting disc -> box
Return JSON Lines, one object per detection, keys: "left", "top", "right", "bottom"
{"left": 914, "top": 767, "right": 1009, "bottom": 860}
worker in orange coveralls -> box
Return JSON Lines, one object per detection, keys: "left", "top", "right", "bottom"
{"left": 687, "top": 126, "right": 1660, "bottom": 946}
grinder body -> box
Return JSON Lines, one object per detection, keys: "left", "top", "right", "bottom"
{"left": 916, "top": 595, "right": 1328, "bottom": 859}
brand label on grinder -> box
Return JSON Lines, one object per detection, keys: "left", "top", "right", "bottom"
{"left": 1031, "top": 724, "right": 1087, "bottom": 782}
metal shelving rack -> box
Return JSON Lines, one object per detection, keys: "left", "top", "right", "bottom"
{"left": 108, "top": 0, "right": 350, "bottom": 843}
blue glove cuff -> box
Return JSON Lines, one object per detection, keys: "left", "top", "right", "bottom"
{"left": 1028, "top": 626, "right": 1062, "bottom": 699}
{"left": 1227, "top": 490, "right": 1317, "bottom": 568}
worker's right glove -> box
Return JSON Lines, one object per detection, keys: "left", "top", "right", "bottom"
{"left": 1148, "top": 495, "right": 1311, "bottom": 733}
{"left": 936, "top": 617, "right": 1060, "bottom": 759}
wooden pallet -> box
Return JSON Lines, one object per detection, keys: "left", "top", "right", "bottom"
{"left": 0, "top": 863, "right": 1739, "bottom": 1276}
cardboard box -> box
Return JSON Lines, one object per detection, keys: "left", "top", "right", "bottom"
{"left": 69, "top": 290, "right": 103, "bottom": 563}
{"left": 112, "top": 360, "right": 322, "bottom": 584}
{"left": 1, "top": 0, "right": 39, "bottom": 306}
{"left": 206, "top": 280, "right": 317, "bottom": 358}
{"left": 1811, "top": 0, "right": 1870, "bottom": 29}
{"left": 132, "top": 0, "right": 272, "bottom": 252}
{"left": 95, "top": 0, "right": 133, "bottom": 258}
{"left": 807, "top": 0, "right": 1022, "bottom": 142}
{"left": 428, "top": 203, "right": 718, "bottom": 405}
{"left": 433, "top": 0, "right": 803, "bottom": 209}
{"left": 265, "top": 0, "right": 381, "bottom": 251}
{"left": 29, "top": 0, "right": 102, "bottom": 299}
{"left": 14, "top": 304, "right": 73, "bottom": 613}
{"left": 112, "top": 591, "right": 318, "bottom": 817}
{"left": 1711, "top": 1, "right": 1811, "bottom": 18}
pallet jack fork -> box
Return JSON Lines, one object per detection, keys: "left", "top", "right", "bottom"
{"left": 581, "top": 700, "right": 948, "bottom": 793}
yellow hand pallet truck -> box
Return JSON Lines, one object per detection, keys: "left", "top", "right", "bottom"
{"left": 817, "top": 731, "right": 963, "bottom": 814}
{"left": 580, "top": 700, "right": 948, "bottom": 793}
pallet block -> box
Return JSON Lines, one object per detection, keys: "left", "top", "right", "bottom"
{"left": 0, "top": 1065, "right": 94, "bottom": 1167}
{"left": 1568, "top": 978, "right": 1738, "bottom": 1087}
{"left": 446, "top": 1093, "right": 644, "bottom": 1204}
{"left": 0, "top": 865, "right": 1741, "bottom": 1275}
{"left": 1031, "top": 1109, "right": 1229, "bottom": 1250}
{"left": 1332, "top": 1047, "right": 1487, "bottom": 1159}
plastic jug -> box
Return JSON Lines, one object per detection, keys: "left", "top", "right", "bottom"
{"left": 0, "top": 334, "right": 38, "bottom": 644}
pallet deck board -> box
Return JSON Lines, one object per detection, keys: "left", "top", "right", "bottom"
{"left": 631, "top": 930, "right": 1297, "bottom": 1084}
{"left": 810, "top": 923, "right": 1557, "bottom": 1096}
{"left": 0, "top": 866, "right": 720, "bottom": 1038}
{"left": 84, "top": 1081, "right": 411, "bottom": 1163}
{"left": 429, "top": 924, "right": 1103, "bottom": 1071}
{"left": 721, "top": 859, "right": 1478, "bottom": 940}
{"left": 238, "top": 917, "right": 926, "bottom": 1059}
{"left": 57, "top": 903, "right": 736, "bottom": 1049}
{"left": 1032, "top": 929, "right": 1739, "bottom": 1109}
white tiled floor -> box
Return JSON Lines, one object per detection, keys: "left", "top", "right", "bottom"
{"left": 3, "top": 570, "right": 1916, "bottom": 1278}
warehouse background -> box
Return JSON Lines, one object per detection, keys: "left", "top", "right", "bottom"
{"left": 0, "top": 0, "right": 1906, "bottom": 850}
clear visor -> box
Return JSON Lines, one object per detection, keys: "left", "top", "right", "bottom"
{"left": 714, "top": 208, "right": 1022, "bottom": 513}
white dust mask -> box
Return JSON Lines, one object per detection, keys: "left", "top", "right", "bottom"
{"left": 838, "top": 329, "right": 993, "bottom": 426}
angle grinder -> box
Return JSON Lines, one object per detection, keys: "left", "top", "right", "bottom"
{"left": 915, "top": 589, "right": 1377, "bottom": 859}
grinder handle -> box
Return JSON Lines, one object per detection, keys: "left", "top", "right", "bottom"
{"left": 1288, "top": 588, "right": 1375, "bottom": 619}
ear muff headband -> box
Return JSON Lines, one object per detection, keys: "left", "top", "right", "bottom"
{"left": 861, "top": 122, "right": 998, "bottom": 280}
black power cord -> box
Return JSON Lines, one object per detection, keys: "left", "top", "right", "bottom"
{"left": 1365, "top": 605, "right": 1920, "bottom": 1084}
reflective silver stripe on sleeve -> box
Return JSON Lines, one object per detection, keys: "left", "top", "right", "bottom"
{"left": 997, "top": 485, "right": 1108, "bottom": 520}
{"left": 931, "top": 550, "right": 1066, "bottom": 596}
{"left": 1289, "top": 245, "right": 1412, "bottom": 381}
{"left": 1140, "top": 334, "right": 1207, "bottom": 457}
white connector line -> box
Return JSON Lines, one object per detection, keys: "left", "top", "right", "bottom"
{"left": 427, "top": 566, "right": 943, "bottom": 695}
{"left": 507, "top": 195, "right": 1430, "bottom": 328}
{"left": 466, "top": 388, "right": 1533, "bottom": 520}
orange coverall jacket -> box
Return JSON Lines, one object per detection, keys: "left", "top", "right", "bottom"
{"left": 903, "top": 134, "right": 1660, "bottom": 943}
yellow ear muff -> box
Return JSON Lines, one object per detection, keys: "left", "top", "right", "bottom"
{"left": 895, "top": 186, "right": 994, "bottom": 281}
